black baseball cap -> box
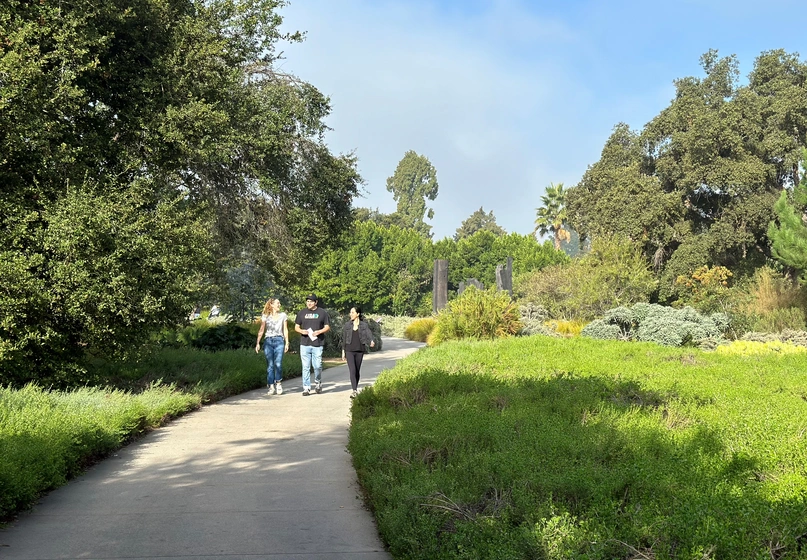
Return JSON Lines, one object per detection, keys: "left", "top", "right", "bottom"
{"left": 305, "top": 293, "right": 318, "bottom": 302}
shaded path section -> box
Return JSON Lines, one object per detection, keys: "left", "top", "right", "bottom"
{"left": 0, "top": 337, "right": 424, "bottom": 559}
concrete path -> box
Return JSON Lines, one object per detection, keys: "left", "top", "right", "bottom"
{"left": 0, "top": 337, "right": 424, "bottom": 560}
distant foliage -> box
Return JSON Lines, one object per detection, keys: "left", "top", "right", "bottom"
{"left": 367, "top": 319, "right": 383, "bottom": 352}
{"left": 674, "top": 265, "right": 734, "bottom": 313}
{"left": 751, "top": 307, "right": 806, "bottom": 333}
{"left": 428, "top": 287, "right": 522, "bottom": 346}
{"left": 191, "top": 323, "right": 254, "bottom": 352}
{"left": 322, "top": 310, "right": 345, "bottom": 357}
{"left": 307, "top": 221, "right": 433, "bottom": 315}
{"left": 582, "top": 303, "right": 730, "bottom": 347}
{"left": 373, "top": 315, "right": 419, "bottom": 338}
{"left": 741, "top": 329, "right": 807, "bottom": 347}
{"left": 738, "top": 267, "right": 807, "bottom": 333}
{"left": 435, "top": 230, "right": 568, "bottom": 292}
{"left": 516, "top": 234, "right": 656, "bottom": 320}
{"left": 404, "top": 318, "right": 437, "bottom": 342}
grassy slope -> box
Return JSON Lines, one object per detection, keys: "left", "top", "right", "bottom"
{"left": 349, "top": 335, "right": 807, "bottom": 560}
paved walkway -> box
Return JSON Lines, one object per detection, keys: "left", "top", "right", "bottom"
{"left": 0, "top": 337, "right": 424, "bottom": 560}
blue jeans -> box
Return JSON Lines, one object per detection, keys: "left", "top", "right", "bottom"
{"left": 300, "top": 344, "right": 323, "bottom": 388}
{"left": 263, "top": 336, "right": 285, "bottom": 385}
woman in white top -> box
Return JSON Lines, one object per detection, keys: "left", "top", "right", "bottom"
{"left": 255, "top": 298, "right": 289, "bottom": 395}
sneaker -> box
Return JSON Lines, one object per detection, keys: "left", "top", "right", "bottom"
{"left": 276, "top": 382, "right": 283, "bottom": 395}
{"left": 268, "top": 384, "right": 276, "bottom": 395}
{"left": 350, "top": 390, "right": 358, "bottom": 399}
{"left": 302, "top": 387, "right": 310, "bottom": 396}
{"left": 315, "top": 382, "right": 322, "bottom": 394}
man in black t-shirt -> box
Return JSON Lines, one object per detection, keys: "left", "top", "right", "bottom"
{"left": 294, "top": 293, "right": 330, "bottom": 396}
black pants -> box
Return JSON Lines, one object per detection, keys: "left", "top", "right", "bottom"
{"left": 345, "top": 350, "right": 365, "bottom": 391}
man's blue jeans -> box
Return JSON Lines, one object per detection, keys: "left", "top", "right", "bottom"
{"left": 300, "top": 344, "right": 323, "bottom": 389}
{"left": 263, "top": 336, "right": 285, "bottom": 385}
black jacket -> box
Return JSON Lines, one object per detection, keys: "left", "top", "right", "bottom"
{"left": 342, "top": 319, "right": 374, "bottom": 352}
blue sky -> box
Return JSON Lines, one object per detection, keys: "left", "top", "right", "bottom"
{"left": 278, "top": 0, "right": 806, "bottom": 241}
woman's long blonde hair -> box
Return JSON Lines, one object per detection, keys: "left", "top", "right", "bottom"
{"left": 262, "top": 298, "right": 279, "bottom": 315}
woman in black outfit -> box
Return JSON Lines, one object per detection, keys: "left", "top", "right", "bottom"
{"left": 341, "top": 306, "right": 375, "bottom": 398}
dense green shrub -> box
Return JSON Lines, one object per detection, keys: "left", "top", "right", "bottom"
{"left": 516, "top": 234, "right": 656, "bottom": 320}
{"left": 404, "top": 318, "right": 437, "bottom": 342}
{"left": 320, "top": 309, "right": 344, "bottom": 357}
{"left": 581, "top": 303, "right": 729, "bottom": 347}
{"left": 191, "top": 323, "right": 254, "bottom": 352}
{"left": 368, "top": 319, "right": 383, "bottom": 351}
{"left": 579, "top": 320, "right": 625, "bottom": 340}
{"left": 428, "top": 286, "right": 521, "bottom": 345}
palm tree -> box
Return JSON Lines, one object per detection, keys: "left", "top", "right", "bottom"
{"left": 534, "top": 182, "right": 571, "bottom": 250}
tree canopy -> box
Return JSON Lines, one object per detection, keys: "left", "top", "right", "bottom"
{"left": 385, "top": 150, "right": 439, "bottom": 238}
{"left": 769, "top": 148, "right": 807, "bottom": 275}
{"left": 0, "top": 0, "right": 361, "bottom": 384}
{"left": 534, "top": 182, "right": 571, "bottom": 250}
{"left": 566, "top": 50, "right": 807, "bottom": 299}
{"left": 454, "top": 206, "right": 506, "bottom": 241}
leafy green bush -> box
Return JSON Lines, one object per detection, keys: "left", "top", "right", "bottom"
{"left": 321, "top": 309, "right": 344, "bottom": 357}
{"left": 191, "top": 323, "right": 254, "bottom": 351}
{"left": 516, "top": 233, "right": 656, "bottom": 320}
{"left": 428, "top": 286, "right": 521, "bottom": 346}
{"left": 578, "top": 319, "right": 624, "bottom": 340}
{"left": 581, "top": 303, "right": 729, "bottom": 347}
{"left": 367, "top": 318, "right": 383, "bottom": 352}
{"left": 404, "top": 318, "right": 437, "bottom": 342}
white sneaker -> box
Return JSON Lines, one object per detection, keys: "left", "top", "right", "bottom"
{"left": 268, "top": 384, "right": 276, "bottom": 395}
{"left": 302, "top": 387, "right": 311, "bottom": 396}
{"left": 315, "top": 382, "right": 322, "bottom": 394}
{"left": 276, "top": 382, "right": 283, "bottom": 395}
{"left": 350, "top": 390, "right": 358, "bottom": 399}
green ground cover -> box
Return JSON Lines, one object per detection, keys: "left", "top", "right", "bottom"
{"left": 349, "top": 335, "right": 807, "bottom": 559}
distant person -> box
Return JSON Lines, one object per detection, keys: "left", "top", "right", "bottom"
{"left": 208, "top": 304, "right": 220, "bottom": 319}
{"left": 294, "top": 293, "right": 330, "bottom": 396}
{"left": 255, "top": 298, "right": 289, "bottom": 395}
{"left": 341, "top": 306, "right": 375, "bottom": 398}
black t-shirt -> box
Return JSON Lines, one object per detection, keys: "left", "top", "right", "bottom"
{"left": 295, "top": 307, "right": 330, "bottom": 347}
